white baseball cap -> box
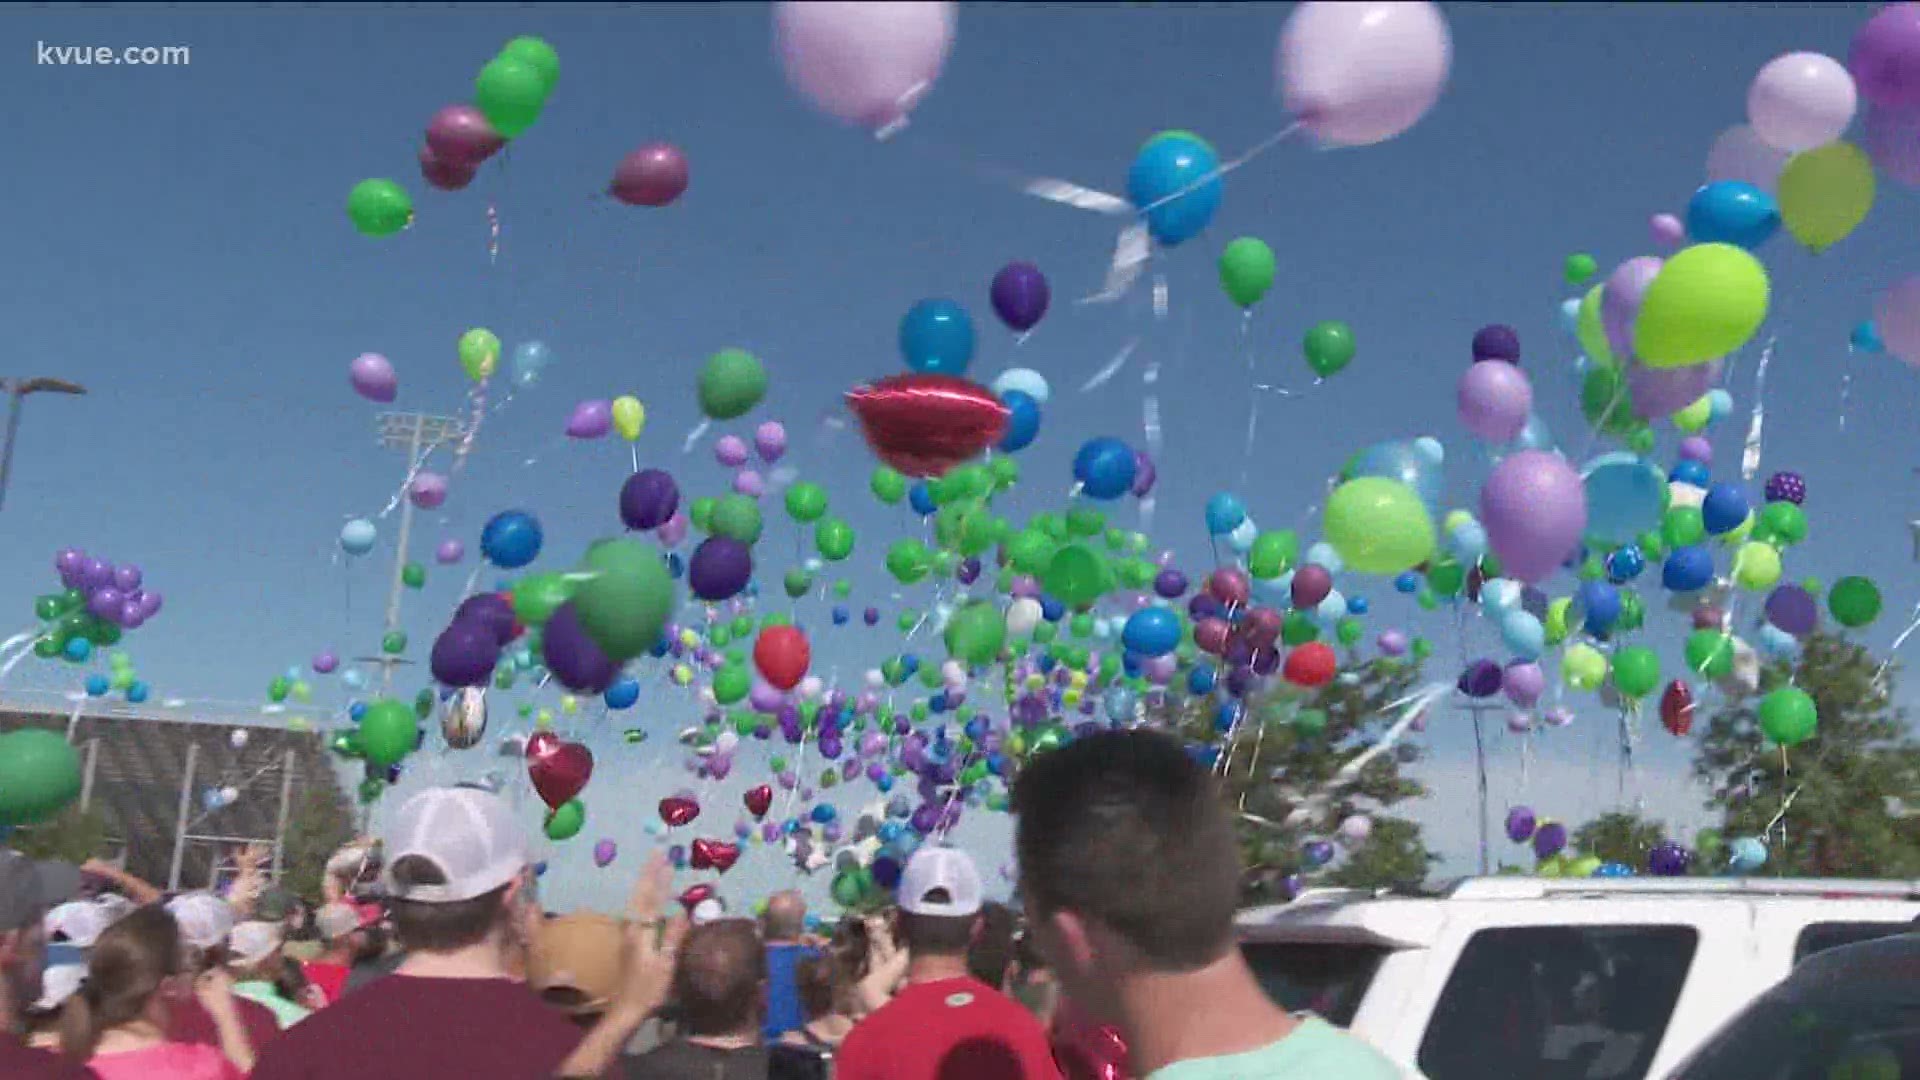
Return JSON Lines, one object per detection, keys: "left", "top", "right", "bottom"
{"left": 228, "top": 920, "right": 283, "bottom": 966}
{"left": 898, "top": 846, "right": 984, "bottom": 918}
{"left": 382, "top": 786, "right": 528, "bottom": 903}
{"left": 315, "top": 903, "right": 362, "bottom": 941}
{"left": 166, "top": 892, "right": 238, "bottom": 951}
{"left": 31, "top": 963, "right": 85, "bottom": 1013}
{"left": 690, "top": 897, "right": 727, "bottom": 925}
{"left": 45, "top": 899, "right": 114, "bottom": 948}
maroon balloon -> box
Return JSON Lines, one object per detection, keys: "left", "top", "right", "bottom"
{"left": 544, "top": 602, "right": 620, "bottom": 693}
{"left": 425, "top": 104, "right": 504, "bottom": 166}
{"left": 431, "top": 621, "right": 501, "bottom": 688}
{"left": 846, "top": 374, "right": 1009, "bottom": 478}
{"left": 1193, "top": 617, "right": 1231, "bottom": 655}
{"left": 1208, "top": 568, "right": 1251, "bottom": 607}
{"left": 418, "top": 145, "right": 478, "bottom": 192}
{"left": 1290, "top": 564, "right": 1333, "bottom": 609}
{"left": 610, "top": 143, "right": 690, "bottom": 207}
{"left": 989, "top": 261, "right": 1051, "bottom": 333}
{"left": 620, "top": 468, "right": 681, "bottom": 531}
{"left": 1239, "top": 607, "right": 1283, "bottom": 650}
{"left": 688, "top": 536, "right": 753, "bottom": 601}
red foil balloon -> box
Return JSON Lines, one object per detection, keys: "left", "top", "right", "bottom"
{"left": 847, "top": 374, "right": 1009, "bottom": 478}
{"left": 1052, "top": 999, "right": 1132, "bottom": 1080}
{"left": 677, "top": 883, "right": 716, "bottom": 913}
{"left": 528, "top": 740, "right": 593, "bottom": 810}
{"left": 689, "top": 838, "right": 741, "bottom": 873}
{"left": 658, "top": 795, "right": 700, "bottom": 827}
{"left": 1660, "top": 679, "right": 1695, "bottom": 737}
{"left": 743, "top": 784, "right": 773, "bottom": 818}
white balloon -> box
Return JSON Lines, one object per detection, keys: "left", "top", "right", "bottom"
{"left": 715, "top": 731, "right": 740, "bottom": 754}
{"left": 1705, "top": 124, "right": 1790, "bottom": 194}
{"left": 1277, "top": 1, "right": 1452, "bottom": 148}
{"left": 797, "top": 675, "right": 824, "bottom": 700}
{"left": 865, "top": 668, "right": 885, "bottom": 689}
{"left": 1005, "top": 597, "right": 1043, "bottom": 636}
{"left": 229, "top": 729, "right": 249, "bottom": 750}
{"left": 991, "top": 367, "right": 1051, "bottom": 404}
{"left": 1337, "top": 814, "right": 1373, "bottom": 844}
{"left": 219, "top": 786, "right": 239, "bottom": 805}
{"left": 1747, "top": 52, "right": 1857, "bottom": 153}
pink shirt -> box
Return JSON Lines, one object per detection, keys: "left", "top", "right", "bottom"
{"left": 88, "top": 1042, "right": 241, "bottom": 1080}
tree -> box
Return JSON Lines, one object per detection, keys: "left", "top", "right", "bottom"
{"left": 278, "top": 784, "right": 354, "bottom": 903}
{"left": 4, "top": 804, "right": 111, "bottom": 865}
{"left": 1157, "top": 656, "right": 1436, "bottom": 905}
{"left": 1693, "top": 632, "right": 1920, "bottom": 878}
{"left": 1571, "top": 810, "right": 1668, "bottom": 870}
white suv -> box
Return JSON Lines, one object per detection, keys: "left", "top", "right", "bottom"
{"left": 1235, "top": 877, "right": 1920, "bottom": 1080}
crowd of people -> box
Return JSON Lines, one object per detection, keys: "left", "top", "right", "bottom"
{"left": 0, "top": 729, "right": 1407, "bottom": 1078}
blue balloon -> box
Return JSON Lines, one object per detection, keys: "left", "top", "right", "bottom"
{"left": 1499, "top": 610, "right": 1545, "bottom": 660}
{"left": 603, "top": 678, "right": 641, "bottom": 710}
{"left": 339, "top": 519, "right": 378, "bottom": 557}
{"left": 1212, "top": 701, "right": 1240, "bottom": 734}
{"left": 126, "top": 681, "right": 149, "bottom": 704}
{"left": 1393, "top": 572, "right": 1421, "bottom": 594}
{"left": 1349, "top": 440, "right": 1442, "bottom": 510}
{"left": 1582, "top": 453, "right": 1667, "bottom": 544}
{"left": 1038, "top": 595, "right": 1065, "bottom": 622}
{"left": 1126, "top": 132, "right": 1222, "bottom": 247}
{"left": 998, "top": 390, "right": 1041, "bottom": 452}
{"left": 908, "top": 481, "right": 937, "bottom": 516}
{"left": 1204, "top": 493, "right": 1247, "bottom": 536}
{"left": 1576, "top": 580, "right": 1621, "bottom": 635}
{"left": 1072, "top": 437, "right": 1138, "bottom": 500}
{"left": 1850, "top": 320, "right": 1884, "bottom": 354}
{"left": 1102, "top": 686, "right": 1135, "bottom": 722}
{"left": 898, "top": 298, "right": 976, "bottom": 375}
{"left": 511, "top": 340, "right": 553, "bottom": 387}
{"left": 1669, "top": 460, "right": 1710, "bottom": 487}
{"left": 1185, "top": 743, "right": 1221, "bottom": 769}
{"left": 348, "top": 701, "right": 369, "bottom": 722}
{"left": 1121, "top": 606, "right": 1181, "bottom": 656}
{"left": 1726, "top": 836, "right": 1768, "bottom": 873}
{"left": 831, "top": 605, "right": 850, "bottom": 626}
{"left": 1594, "top": 861, "right": 1635, "bottom": 878}
{"left": 1705, "top": 389, "right": 1734, "bottom": 422}
{"left": 1700, "top": 483, "right": 1750, "bottom": 535}
{"left": 84, "top": 674, "right": 110, "bottom": 697}
{"left": 63, "top": 638, "right": 91, "bottom": 663}
{"left": 1685, "top": 181, "right": 1780, "bottom": 251}
{"left": 1662, "top": 546, "right": 1716, "bottom": 592}
{"left": 480, "top": 510, "right": 543, "bottom": 569}
{"left": 1605, "top": 545, "right": 1645, "bottom": 583}
{"left": 1558, "top": 298, "right": 1581, "bottom": 336}
{"left": 1187, "top": 664, "right": 1216, "bottom": 694}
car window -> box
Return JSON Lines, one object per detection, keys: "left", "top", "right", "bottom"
{"left": 1416, "top": 925, "right": 1698, "bottom": 1080}
{"left": 1240, "top": 941, "right": 1387, "bottom": 1027}
{"left": 1793, "top": 921, "right": 1913, "bottom": 963}
{"left": 1673, "top": 998, "right": 1920, "bottom": 1080}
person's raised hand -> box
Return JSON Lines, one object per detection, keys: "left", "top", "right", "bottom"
{"left": 612, "top": 849, "right": 686, "bottom": 1021}
{"left": 195, "top": 968, "right": 239, "bottom": 1020}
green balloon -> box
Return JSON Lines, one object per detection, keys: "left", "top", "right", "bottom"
{"left": 346, "top": 179, "right": 412, "bottom": 238}
{"left": 268, "top": 677, "right": 291, "bottom": 703}
{"left": 1409, "top": 636, "right": 1434, "bottom": 660}
{"left": 689, "top": 496, "right": 717, "bottom": 533}
{"left": 783, "top": 568, "right": 813, "bottom": 599}
{"left": 572, "top": 538, "right": 677, "bottom": 661}
{"left": 783, "top": 482, "right": 828, "bottom": 523}
{"left": 402, "top": 562, "right": 427, "bottom": 589}
{"left": 814, "top": 518, "right": 855, "bottom": 561}
{"left": 511, "top": 572, "right": 575, "bottom": 627}
{"left": 1219, "top": 237, "right": 1276, "bottom": 308}
{"left": 1828, "top": 576, "right": 1881, "bottom": 627}
{"left": 1757, "top": 686, "right": 1817, "bottom": 746}
{"left": 1427, "top": 558, "right": 1465, "bottom": 597}
{"left": 1565, "top": 252, "right": 1598, "bottom": 285}
{"left": 1007, "top": 530, "right": 1055, "bottom": 575}
{"left": 545, "top": 798, "right": 586, "bottom": 841}
{"left": 498, "top": 35, "right": 559, "bottom": 95}
{"left": 383, "top": 631, "right": 409, "bottom": 655}
{"left": 1580, "top": 363, "right": 1638, "bottom": 435}
{"left": 713, "top": 664, "right": 750, "bottom": 704}
{"left": 697, "top": 349, "right": 768, "bottom": 420}
{"left": 1042, "top": 543, "right": 1112, "bottom": 607}
{"left": 1065, "top": 507, "right": 1105, "bottom": 538}
{"left": 870, "top": 466, "right": 908, "bottom": 504}
{"left": 459, "top": 329, "right": 501, "bottom": 381}
{"left": 358, "top": 700, "right": 418, "bottom": 767}
{"left": 1683, "top": 630, "right": 1735, "bottom": 679}
{"left": 1294, "top": 709, "right": 1328, "bottom": 737}
{"left": 830, "top": 870, "right": 866, "bottom": 908}
{"left": 1303, "top": 321, "right": 1356, "bottom": 378}
{"left": 1610, "top": 645, "right": 1661, "bottom": 698}
{"left": 944, "top": 602, "right": 1006, "bottom": 665}
{"left": 989, "top": 456, "right": 1020, "bottom": 490}
{"left": 709, "top": 494, "right": 764, "bottom": 545}
{"left": 474, "top": 56, "right": 547, "bottom": 138}
{"left": 0, "top": 729, "right": 81, "bottom": 825}
{"left": 885, "top": 539, "right": 931, "bottom": 584}
{"left": 1322, "top": 478, "right": 1434, "bottom": 574}
{"left": 1615, "top": 590, "right": 1645, "bottom": 633}
{"left": 1756, "top": 502, "right": 1807, "bottom": 546}
{"left": 1662, "top": 506, "right": 1707, "bottom": 549}
{"left": 1281, "top": 611, "right": 1320, "bottom": 645}
{"left": 1247, "top": 530, "right": 1298, "bottom": 579}
{"left": 33, "top": 594, "right": 62, "bottom": 621}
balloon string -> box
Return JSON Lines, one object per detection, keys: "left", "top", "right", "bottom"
{"left": 486, "top": 203, "right": 500, "bottom": 265}
{"left": 453, "top": 382, "right": 488, "bottom": 475}
{"left": 1839, "top": 345, "right": 1854, "bottom": 433}
{"left": 630, "top": 444, "right": 640, "bottom": 473}
{"left": 1081, "top": 338, "right": 1138, "bottom": 392}
{"left": 1869, "top": 597, "right": 1920, "bottom": 691}
{"left": 1740, "top": 335, "right": 1775, "bottom": 484}
{"left": 682, "top": 420, "right": 711, "bottom": 455}
{"left": 1238, "top": 314, "right": 1258, "bottom": 488}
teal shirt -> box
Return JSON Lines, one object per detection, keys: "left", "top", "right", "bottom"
{"left": 232, "top": 981, "right": 311, "bottom": 1029}
{"left": 1148, "top": 1018, "right": 1405, "bottom": 1080}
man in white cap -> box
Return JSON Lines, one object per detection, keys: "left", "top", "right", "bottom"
{"left": 833, "top": 845, "right": 1058, "bottom": 1080}
{"left": 0, "top": 850, "right": 93, "bottom": 1077}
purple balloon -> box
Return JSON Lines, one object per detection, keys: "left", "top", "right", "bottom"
{"left": 87, "top": 588, "right": 124, "bottom": 620}
{"left": 989, "top": 261, "right": 1051, "bottom": 333}
{"left": 688, "top": 537, "right": 753, "bottom": 601}
{"left": 1503, "top": 661, "right": 1546, "bottom": 707}
{"left": 425, "top": 104, "right": 504, "bottom": 166}
{"left": 1152, "top": 569, "right": 1189, "bottom": 598}
{"left": 713, "top": 435, "right": 749, "bottom": 468}
{"left": 754, "top": 421, "right": 788, "bottom": 463}
{"left": 609, "top": 143, "right": 690, "bottom": 207}
{"left": 349, "top": 353, "right": 398, "bottom": 403}
{"left": 592, "top": 839, "right": 617, "bottom": 868}
{"left": 410, "top": 472, "right": 449, "bottom": 510}
{"left": 313, "top": 652, "right": 339, "bottom": 675}
{"left": 80, "top": 558, "right": 111, "bottom": 590}
{"left": 1504, "top": 806, "right": 1537, "bottom": 843}
{"left": 1532, "top": 821, "right": 1568, "bottom": 859}
{"left": 1482, "top": 451, "right": 1587, "bottom": 584}
{"left": 1471, "top": 324, "right": 1521, "bottom": 364}
{"left": 1764, "top": 471, "right": 1806, "bottom": 505}
{"left": 455, "top": 593, "right": 518, "bottom": 646}
{"left": 750, "top": 680, "right": 787, "bottom": 713}
{"left": 417, "top": 144, "right": 478, "bottom": 192}
{"left": 1647, "top": 840, "right": 1692, "bottom": 877}
{"left": 1865, "top": 104, "right": 1920, "bottom": 187}
{"left": 112, "top": 565, "right": 142, "bottom": 592}
{"left": 620, "top": 469, "right": 680, "bottom": 531}
{"left": 1376, "top": 630, "right": 1409, "bottom": 656}
{"left": 139, "top": 592, "right": 163, "bottom": 618}
{"left": 1628, "top": 358, "right": 1722, "bottom": 419}
{"left": 955, "top": 557, "right": 981, "bottom": 585}
{"left": 732, "top": 470, "right": 765, "bottom": 498}
{"left": 1129, "top": 451, "right": 1157, "bottom": 497}
{"left": 1677, "top": 436, "right": 1712, "bottom": 464}
{"left": 1765, "top": 585, "right": 1819, "bottom": 636}
{"left": 566, "top": 400, "right": 613, "bottom": 440}
{"left": 1600, "top": 256, "right": 1664, "bottom": 358}
{"left": 431, "top": 621, "right": 501, "bottom": 687}
{"left": 1457, "top": 361, "right": 1533, "bottom": 442}
{"left": 543, "top": 602, "right": 619, "bottom": 693}
{"left": 1457, "top": 659, "right": 1503, "bottom": 698}
{"left": 55, "top": 549, "right": 84, "bottom": 577}
{"left": 1850, "top": 4, "right": 1920, "bottom": 111}
{"left": 436, "top": 539, "right": 465, "bottom": 565}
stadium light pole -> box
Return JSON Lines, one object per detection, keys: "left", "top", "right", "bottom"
{"left": 0, "top": 377, "right": 87, "bottom": 511}
{"left": 356, "top": 413, "right": 468, "bottom": 697}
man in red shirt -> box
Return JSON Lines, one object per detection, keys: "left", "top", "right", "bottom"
{"left": 299, "top": 902, "right": 365, "bottom": 1004}
{"left": 834, "top": 846, "right": 1059, "bottom": 1080}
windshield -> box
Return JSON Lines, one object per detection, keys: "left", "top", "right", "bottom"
{"left": 1674, "top": 998, "right": 1920, "bottom": 1080}
{"left": 1239, "top": 941, "right": 1388, "bottom": 1027}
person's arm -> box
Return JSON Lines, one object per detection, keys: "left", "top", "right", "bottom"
{"left": 855, "top": 918, "right": 908, "bottom": 1013}
{"left": 555, "top": 852, "right": 684, "bottom": 1079}
{"left": 195, "top": 968, "right": 256, "bottom": 1073}
{"left": 79, "top": 859, "right": 162, "bottom": 905}
{"left": 226, "top": 843, "right": 271, "bottom": 917}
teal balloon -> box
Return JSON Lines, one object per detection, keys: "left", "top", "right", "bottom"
{"left": 1126, "top": 132, "right": 1221, "bottom": 247}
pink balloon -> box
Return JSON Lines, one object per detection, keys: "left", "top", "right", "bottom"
{"left": 1628, "top": 359, "right": 1722, "bottom": 419}
{"left": 732, "top": 469, "right": 765, "bottom": 497}
{"left": 1705, "top": 124, "right": 1789, "bottom": 194}
{"left": 436, "top": 539, "right": 466, "bottom": 565}
{"left": 592, "top": 839, "right": 618, "bottom": 868}
{"left": 1456, "top": 361, "right": 1532, "bottom": 443}
{"left": 609, "top": 143, "right": 689, "bottom": 207}
{"left": 349, "top": 353, "right": 397, "bottom": 403}
{"left": 566, "top": 400, "right": 613, "bottom": 439}
{"left": 425, "top": 104, "right": 504, "bottom": 167}
{"left": 1649, "top": 213, "right": 1685, "bottom": 249}
{"left": 1480, "top": 451, "right": 1587, "bottom": 584}
{"left": 312, "top": 652, "right": 339, "bottom": 675}
{"left": 409, "top": 472, "right": 448, "bottom": 510}
{"left": 1865, "top": 104, "right": 1920, "bottom": 187}
{"left": 1875, "top": 275, "right": 1920, "bottom": 367}
{"left": 1376, "top": 630, "right": 1408, "bottom": 656}
{"left": 658, "top": 512, "right": 690, "bottom": 548}
{"left": 714, "top": 435, "right": 749, "bottom": 468}
{"left": 1600, "top": 256, "right": 1664, "bottom": 359}
{"left": 1748, "top": 52, "right": 1858, "bottom": 153}
{"left": 773, "top": 0, "right": 956, "bottom": 129}
{"left": 755, "top": 421, "right": 788, "bottom": 463}
{"left": 1502, "top": 661, "right": 1545, "bottom": 706}
{"left": 1278, "top": 1, "right": 1452, "bottom": 148}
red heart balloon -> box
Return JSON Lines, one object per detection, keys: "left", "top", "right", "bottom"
{"left": 753, "top": 626, "right": 811, "bottom": 691}
{"left": 528, "top": 741, "right": 592, "bottom": 810}
{"left": 1660, "top": 680, "right": 1695, "bottom": 737}
{"left": 691, "top": 838, "right": 740, "bottom": 874}
{"left": 743, "top": 784, "right": 773, "bottom": 819}
{"left": 525, "top": 730, "right": 561, "bottom": 760}
{"left": 658, "top": 795, "right": 700, "bottom": 828}
{"left": 846, "top": 374, "right": 1009, "bottom": 478}
{"left": 677, "top": 883, "right": 715, "bottom": 912}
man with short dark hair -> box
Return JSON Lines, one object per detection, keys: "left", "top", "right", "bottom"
{"left": 1014, "top": 729, "right": 1403, "bottom": 1079}
{"left": 0, "top": 851, "right": 94, "bottom": 1077}
{"left": 834, "top": 847, "right": 1058, "bottom": 1080}
{"left": 623, "top": 918, "right": 768, "bottom": 1078}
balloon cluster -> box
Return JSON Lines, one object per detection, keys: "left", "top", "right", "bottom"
{"left": 36, "top": 550, "right": 164, "bottom": 672}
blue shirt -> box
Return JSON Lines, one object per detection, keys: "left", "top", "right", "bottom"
{"left": 763, "top": 942, "right": 819, "bottom": 1040}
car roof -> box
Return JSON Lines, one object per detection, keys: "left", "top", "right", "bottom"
{"left": 1775, "top": 931, "right": 1920, "bottom": 1000}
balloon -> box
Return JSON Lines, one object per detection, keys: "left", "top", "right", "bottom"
{"left": 610, "top": 143, "right": 689, "bottom": 207}
{"left": 755, "top": 626, "right": 811, "bottom": 690}
{"left": 989, "top": 262, "right": 1050, "bottom": 332}
{"left": 565, "top": 400, "right": 613, "bottom": 440}
{"left": 1322, "top": 478, "right": 1434, "bottom": 575}
{"left": 339, "top": 519, "right": 377, "bottom": 557}
{"left": 1685, "top": 182, "right": 1778, "bottom": 251}
{"left": 545, "top": 800, "right": 586, "bottom": 841}
{"left": 1828, "top": 576, "right": 1882, "bottom": 627}
{"left": 1072, "top": 438, "right": 1137, "bottom": 500}
{"left": 349, "top": 353, "right": 398, "bottom": 403}
{"left": 1277, "top": 1, "right": 1452, "bottom": 148}
{"left": 1481, "top": 451, "right": 1585, "bottom": 584}
{"left": 943, "top": 602, "right": 1005, "bottom": 665}
{"left": 511, "top": 340, "right": 553, "bottom": 387}
{"left": 1764, "top": 585, "right": 1818, "bottom": 636}
{"left": 847, "top": 374, "right": 1007, "bottom": 478}
{"left": 998, "top": 390, "right": 1040, "bottom": 453}
{"left": 620, "top": 469, "right": 679, "bottom": 532}
{"left": 441, "top": 687, "right": 488, "bottom": 749}
{"left": 1663, "top": 546, "right": 1716, "bottom": 593}
{"left": 1283, "top": 642, "right": 1337, "bottom": 688}
{"left": 481, "top": 510, "right": 543, "bottom": 569}
{"left": 990, "top": 367, "right": 1050, "bottom": 405}
{"left": 899, "top": 299, "right": 976, "bottom": 375}
{"left": 406, "top": 472, "right": 448, "bottom": 511}
{"left": 1748, "top": 52, "right": 1857, "bottom": 152}
{"left": 358, "top": 700, "right": 418, "bottom": 768}
{"left": 593, "top": 839, "right": 618, "bottom": 868}
{"left": 609, "top": 396, "right": 645, "bottom": 442}
{"left": 0, "top": 729, "right": 81, "bottom": 825}
{"left": 689, "top": 537, "right": 753, "bottom": 601}
{"left": 1121, "top": 607, "right": 1181, "bottom": 657}
{"left": 708, "top": 494, "right": 763, "bottom": 544}
{"left": 1865, "top": 104, "right": 1920, "bottom": 187}
{"left": 1628, "top": 358, "right": 1721, "bottom": 420}
{"left": 435, "top": 539, "right": 465, "bottom": 565}
{"left": 1632, "top": 244, "right": 1770, "bottom": 369}
{"left": 346, "top": 179, "right": 412, "bottom": 238}
{"left": 1346, "top": 439, "right": 1441, "bottom": 510}
{"left": 698, "top": 349, "right": 768, "bottom": 421}
{"left": 1763, "top": 470, "right": 1807, "bottom": 506}
{"left": 1219, "top": 238, "right": 1276, "bottom": 308}
{"left": 1205, "top": 493, "right": 1248, "bottom": 536}
{"left": 1850, "top": 3, "right": 1920, "bottom": 110}
{"left": 572, "top": 539, "right": 677, "bottom": 661}
{"left": 1776, "top": 141, "right": 1875, "bottom": 252}
{"left": 1581, "top": 453, "right": 1666, "bottom": 544}
{"left": 773, "top": 0, "right": 956, "bottom": 129}
{"left": 1757, "top": 686, "right": 1817, "bottom": 746}
{"left": 1574, "top": 284, "right": 1615, "bottom": 367}
{"left": 1504, "top": 807, "right": 1537, "bottom": 843}
{"left": 418, "top": 144, "right": 477, "bottom": 191}
{"left": 1303, "top": 321, "right": 1356, "bottom": 378}
{"left": 1874, "top": 275, "right": 1920, "bottom": 368}
{"left": 431, "top": 622, "right": 500, "bottom": 688}
{"left": 1610, "top": 646, "right": 1661, "bottom": 699}
{"left": 1127, "top": 131, "right": 1222, "bottom": 247}
{"left": 529, "top": 739, "right": 593, "bottom": 811}
{"left": 544, "top": 603, "right": 620, "bottom": 693}
{"left": 1649, "top": 213, "right": 1686, "bottom": 249}
{"left": 755, "top": 421, "right": 789, "bottom": 463}
{"left": 1456, "top": 361, "right": 1532, "bottom": 442}
{"left": 498, "top": 35, "right": 559, "bottom": 94}
{"left": 458, "top": 329, "right": 500, "bottom": 383}
{"left": 474, "top": 55, "right": 547, "bottom": 138}
{"left": 426, "top": 104, "right": 504, "bottom": 166}
{"left": 1705, "top": 124, "right": 1789, "bottom": 194}
{"left": 1471, "top": 324, "right": 1520, "bottom": 364}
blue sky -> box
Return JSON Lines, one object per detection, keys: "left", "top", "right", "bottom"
{"left": 3, "top": 4, "right": 1914, "bottom": 913}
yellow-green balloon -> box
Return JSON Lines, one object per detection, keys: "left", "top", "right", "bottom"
{"left": 1731, "top": 541, "right": 1781, "bottom": 591}
{"left": 459, "top": 329, "right": 501, "bottom": 382}
{"left": 347, "top": 179, "right": 412, "bottom": 238}
{"left": 1632, "top": 243, "right": 1770, "bottom": 369}
{"left": 1322, "top": 478, "right": 1434, "bottom": 574}
{"left": 1563, "top": 643, "right": 1606, "bottom": 691}
{"left": 1575, "top": 283, "right": 1614, "bottom": 366}
{"left": 1777, "top": 141, "right": 1874, "bottom": 254}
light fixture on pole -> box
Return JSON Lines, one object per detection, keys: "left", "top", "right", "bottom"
{"left": 0, "top": 377, "right": 87, "bottom": 511}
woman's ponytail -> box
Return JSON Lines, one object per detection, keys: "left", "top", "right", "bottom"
{"left": 58, "top": 980, "right": 103, "bottom": 1061}
{"left": 58, "top": 904, "right": 181, "bottom": 1062}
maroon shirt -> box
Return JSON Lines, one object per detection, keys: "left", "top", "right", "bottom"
{"left": 249, "top": 974, "right": 582, "bottom": 1080}
{"left": 165, "top": 985, "right": 281, "bottom": 1056}
{"left": 0, "top": 1033, "right": 95, "bottom": 1078}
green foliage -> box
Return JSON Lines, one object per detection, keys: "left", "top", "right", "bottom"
{"left": 1694, "top": 632, "right": 1920, "bottom": 878}
{"left": 4, "top": 804, "right": 111, "bottom": 864}
{"left": 1571, "top": 811, "right": 1669, "bottom": 870}
{"left": 1155, "top": 657, "right": 1435, "bottom": 904}
{"left": 279, "top": 784, "right": 354, "bottom": 903}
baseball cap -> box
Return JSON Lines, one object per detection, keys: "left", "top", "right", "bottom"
{"left": 166, "top": 892, "right": 238, "bottom": 951}
{"left": 528, "top": 913, "right": 626, "bottom": 1016}
{"left": 315, "top": 903, "right": 362, "bottom": 941}
{"left": 382, "top": 786, "right": 528, "bottom": 903}
{"left": 31, "top": 961, "right": 85, "bottom": 1014}
{"left": 690, "top": 897, "right": 727, "bottom": 925}
{"left": 898, "top": 846, "right": 984, "bottom": 918}
{"left": 228, "top": 920, "right": 283, "bottom": 966}
{"left": 0, "top": 852, "right": 82, "bottom": 933}
{"left": 45, "top": 898, "right": 115, "bottom": 948}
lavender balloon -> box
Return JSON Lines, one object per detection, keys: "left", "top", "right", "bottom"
{"left": 312, "top": 652, "right": 339, "bottom": 675}
{"left": 139, "top": 592, "right": 163, "bottom": 619}
{"left": 989, "top": 261, "right": 1051, "bottom": 333}
{"left": 409, "top": 472, "right": 449, "bottom": 510}
{"left": 1649, "top": 213, "right": 1685, "bottom": 249}
{"left": 1850, "top": 4, "right": 1920, "bottom": 110}
{"left": 1865, "top": 104, "right": 1920, "bottom": 187}
{"left": 112, "top": 565, "right": 142, "bottom": 592}
{"left": 1457, "top": 361, "right": 1533, "bottom": 443}
{"left": 732, "top": 470, "right": 765, "bottom": 498}
{"left": 754, "top": 421, "right": 788, "bottom": 463}
{"left": 1130, "top": 451, "right": 1157, "bottom": 497}
{"left": 1482, "top": 451, "right": 1587, "bottom": 584}
{"left": 592, "top": 839, "right": 618, "bottom": 868}
{"left": 88, "top": 588, "right": 124, "bottom": 620}
{"left": 1628, "top": 358, "right": 1721, "bottom": 419}
{"left": 436, "top": 539, "right": 465, "bottom": 565}
{"left": 425, "top": 104, "right": 504, "bottom": 166}
{"left": 620, "top": 469, "right": 680, "bottom": 531}
{"left": 714, "top": 435, "right": 749, "bottom": 468}
{"left": 1600, "top": 256, "right": 1664, "bottom": 358}
{"left": 1503, "top": 661, "right": 1546, "bottom": 706}
{"left": 565, "top": 400, "right": 613, "bottom": 439}
{"left": 349, "top": 353, "right": 398, "bottom": 403}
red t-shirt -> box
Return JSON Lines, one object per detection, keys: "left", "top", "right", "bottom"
{"left": 301, "top": 960, "right": 350, "bottom": 1005}
{"left": 249, "top": 974, "right": 582, "bottom": 1080}
{"left": 165, "top": 986, "right": 282, "bottom": 1058}
{"left": 835, "top": 976, "right": 1061, "bottom": 1080}
{"left": 0, "top": 1034, "right": 95, "bottom": 1078}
